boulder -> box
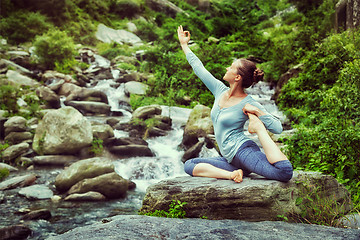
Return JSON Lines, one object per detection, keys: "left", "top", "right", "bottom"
{"left": 65, "top": 88, "right": 108, "bottom": 104}
{"left": 181, "top": 140, "right": 205, "bottom": 162}
{"left": 108, "top": 145, "right": 154, "bottom": 157}
{"left": 0, "top": 58, "right": 32, "bottom": 75}
{"left": 0, "top": 162, "right": 18, "bottom": 172}
{"left": 140, "top": 171, "right": 353, "bottom": 222}
{"left": 42, "top": 70, "right": 77, "bottom": 86}
{"left": 35, "top": 86, "right": 61, "bottom": 109}
{"left": 4, "top": 116, "right": 27, "bottom": 135}
{"left": 0, "top": 174, "right": 37, "bottom": 190}
{"left": 4, "top": 131, "right": 33, "bottom": 144}
{"left": 124, "top": 81, "right": 149, "bottom": 95}
{"left": 182, "top": 104, "right": 213, "bottom": 148}
{"left": 5, "top": 70, "right": 39, "bottom": 87}
{"left": 32, "top": 155, "right": 78, "bottom": 166}
{"left": 68, "top": 172, "right": 129, "bottom": 199}
{"left": 132, "top": 105, "right": 162, "bottom": 120}
{"left": 92, "top": 123, "right": 114, "bottom": 140}
{"left": 95, "top": 23, "right": 142, "bottom": 46}
{"left": 64, "top": 191, "right": 106, "bottom": 201}
{"left": 104, "top": 137, "right": 148, "bottom": 147}
{"left": 18, "top": 184, "right": 54, "bottom": 200}
{"left": 1, "top": 142, "right": 29, "bottom": 162}
{"left": 45, "top": 215, "right": 360, "bottom": 240}
{"left": 20, "top": 209, "right": 51, "bottom": 221}
{"left": 32, "top": 106, "right": 93, "bottom": 155}
{"left": 54, "top": 157, "right": 115, "bottom": 192}
{"left": 0, "top": 225, "right": 32, "bottom": 240}
{"left": 58, "top": 82, "right": 82, "bottom": 96}
{"left": 65, "top": 101, "right": 111, "bottom": 115}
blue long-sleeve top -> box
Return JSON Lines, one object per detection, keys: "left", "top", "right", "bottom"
{"left": 186, "top": 50, "right": 283, "bottom": 163}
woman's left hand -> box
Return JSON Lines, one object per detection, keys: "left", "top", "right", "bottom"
{"left": 242, "top": 103, "right": 264, "bottom": 116}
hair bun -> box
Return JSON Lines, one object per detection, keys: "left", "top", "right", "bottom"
{"left": 253, "top": 68, "right": 264, "bottom": 83}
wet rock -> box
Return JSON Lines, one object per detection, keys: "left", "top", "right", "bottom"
{"left": 35, "top": 86, "right": 61, "bottom": 109}
{"left": 58, "top": 82, "right": 82, "bottom": 96}
{"left": 91, "top": 123, "right": 114, "bottom": 140}
{"left": 338, "top": 213, "right": 360, "bottom": 229}
{"left": 132, "top": 105, "right": 162, "bottom": 120}
{"left": 147, "top": 127, "right": 168, "bottom": 137}
{"left": 124, "top": 81, "right": 149, "bottom": 95}
{"left": 95, "top": 23, "right": 142, "bottom": 46}
{"left": 4, "top": 116, "right": 27, "bottom": 135}
{"left": 0, "top": 58, "right": 32, "bottom": 75}
{"left": 65, "top": 101, "right": 111, "bottom": 116}
{"left": 4, "top": 131, "right": 33, "bottom": 144}
{"left": 140, "top": 171, "right": 353, "bottom": 221}
{"left": 182, "top": 104, "right": 213, "bottom": 149}
{"left": 0, "top": 225, "right": 32, "bottom": 240}
{"left": 41, "top": 70, "right": 77, "bottom": 86}
{"left": 1, "top": 142, "right": 30, "bottom": 162}
{"left": 55, "top": 157, "right": 115, "bottom": 192}
{"left": 32, "top": 107, "right": 93, "bottom": 155}
{"left": 0, "top": 174, "right": 37, "bottom": 190}
{"left": 20, "top": 209, "right": 51, "bottom": 221}
{"left": 5, "top": 70, "right": 39, "bottom": 87}
{"left": 108, "top": 145, "right": 154, "bottom": 157}
{"left": 65, "top": 88, "right": 108, "bottom": 104}
{"left": 33, "top": 155, "right": 78, "bottom": 166}
{"left": 104, "top": 137, "right": 148, "bottom": 147}
{"left": 181, "top": 140, "right": 205, "bottom": 162}
{"left": 0, "top": 162, "right": 18, "bottom": 172}
{"left": 45, "top": 215, "right": 360, "bottom": 240}
{"left": 0, "top": 191, "right": 4, "bottom": 203}
{"left": 64, "top": 191, "right": 106, "bottom": 201}
{"left": 105, "top": 118, "right": 120, "bottom": 128}
{"left": 68, "top": 172, "right": 128, "bottom": 199}
{"left": 18, "top": 184, "right": 54, "bottom": 200}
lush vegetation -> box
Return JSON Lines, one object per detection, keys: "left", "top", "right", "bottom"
{"left": 0, "top": 0, "right": 359, "bottom": 214}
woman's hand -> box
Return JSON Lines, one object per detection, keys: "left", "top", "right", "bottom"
{"left": 242, "top": 103, "right": 265, "bottom": 116}
{"left": 177, "top": 25, "right": 190, "bottom": 46}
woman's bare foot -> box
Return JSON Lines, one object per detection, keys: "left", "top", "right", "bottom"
{"left": 230, "top": 169, "right": 243, "bottom": 183}
{"left": 247, "top": 113, "right": 266, "bottom": 134}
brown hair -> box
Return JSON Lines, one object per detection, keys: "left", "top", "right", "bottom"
{"left": 236, "top": 59, "right": 264, "bottom": 88}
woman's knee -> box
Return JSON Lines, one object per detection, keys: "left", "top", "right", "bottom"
{"left": 274, "top": 160, "right": 293, "bottom": 182}
{"left": 184, "top": 159, "right": 195, "bottom": 176}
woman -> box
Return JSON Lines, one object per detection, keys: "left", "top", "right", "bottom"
{"left": 178, "top": 25, "right": 293, "bottom": 183}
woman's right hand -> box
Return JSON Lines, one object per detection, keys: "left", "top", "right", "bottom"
{"left": 177, "top": 25, "right": 190, "bottom": 45}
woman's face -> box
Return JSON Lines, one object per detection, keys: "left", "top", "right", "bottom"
{"left": 223, "top": 60, "right": 241, "bottom": 83}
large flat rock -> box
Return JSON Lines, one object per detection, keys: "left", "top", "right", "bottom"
{"left": 46, "top": 215, "right": 360, "bottom": 240}
{"left": 140, "top": 171, "right": 353, "bottom": 221}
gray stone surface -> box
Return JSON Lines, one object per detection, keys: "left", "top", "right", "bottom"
{"left": 140, "top": 171, "right": 353, "bottom": 222}
{"left": 18, "top": 184, "right": 54, "bottom": 200}
{"left": 46, "top": 215, "right": 360, "bottom": 240}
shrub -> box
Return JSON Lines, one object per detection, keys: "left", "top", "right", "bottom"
{"left": 0, "top": 84, "right": 20, "bottom": 114}
{"left": 0, "top": 10, "right": 52, "bottom": 44}
{"left": 140, "top": 200, "right": 187, "bottom": 218}
{"left": 33, "top": 29, "right": 77, "bottom": 69}
{"left": 0, "top": 168, "right": 9, "bottom": 181}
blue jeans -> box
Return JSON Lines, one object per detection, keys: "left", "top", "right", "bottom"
{"left": 184, "top": 140, "right": 293, "bottom": 182}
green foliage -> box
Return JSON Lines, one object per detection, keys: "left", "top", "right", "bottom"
{"left": 0, "top": 84, "right": 20, "bottom": 114}
{"left": 140, "top": 200, "right": 187, "bottom": 218}
{"left": 0, "top": 142, "right": 10, "bottom": 161}
{"left": 91, "top": 137, "right": 103, "bottom": 156}
{"left": 279, "top": 30, "right": 360, "bottom": 208}
{"left": 289, "top": 179, "right": 352, "bottom": 226}
{"left": 33, "top": 29, "right": 77, "bottom": 70}
{"left": 109, "top": 0, "right": 142, "bottom": 19}
{"left": 0, "top": 10, "right": 52, "bottom": 44}
{"left": 0, "top": 168, "right": 10, "bottom": 181}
